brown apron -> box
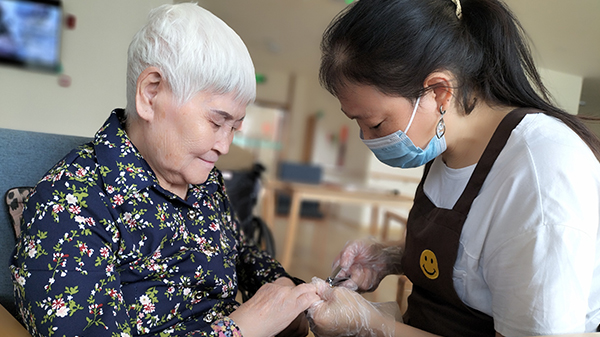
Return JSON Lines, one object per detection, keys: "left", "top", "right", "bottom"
{"left": 401, "top": 108, "right": 536, "bottom": 336}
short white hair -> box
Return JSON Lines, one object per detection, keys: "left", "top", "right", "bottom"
{"left": 125, "top": 3, "right": 256, "bottom": 116}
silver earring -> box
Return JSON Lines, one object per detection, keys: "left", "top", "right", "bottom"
{"left": 436, "top": 105, "right": 446, "bottom": 139}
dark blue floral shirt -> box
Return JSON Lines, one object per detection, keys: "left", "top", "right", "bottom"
{"left": 10, "top": 109, "right": 288, "bottom": 337}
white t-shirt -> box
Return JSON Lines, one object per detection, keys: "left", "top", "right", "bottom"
{"left": 423, "top": 113, "right": 600, "bottom": 336}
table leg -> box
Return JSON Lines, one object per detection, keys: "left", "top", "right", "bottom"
{"left": 281, "top": 192, "right": 302, "bottom": 269}
{"left": 369, "top": 205, "right": 380, "bottom": 237}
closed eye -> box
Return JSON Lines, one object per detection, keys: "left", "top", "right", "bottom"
{"left": 232, "top": 120, "right": 243, "bottom": 132}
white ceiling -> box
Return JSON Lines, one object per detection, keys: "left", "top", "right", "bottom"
{"left": 187, "top": 0, "right": 600, "bottom": 114}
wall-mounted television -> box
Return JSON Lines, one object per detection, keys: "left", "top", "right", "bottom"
{"left": 0, "top": 0, "right": 62, "bottom": 73}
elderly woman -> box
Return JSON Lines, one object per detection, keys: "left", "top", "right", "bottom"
{"left": 10, "top": 3, "right": 318, "bottom": 337}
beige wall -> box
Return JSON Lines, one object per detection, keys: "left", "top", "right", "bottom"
{"left": 0, "top": 2, "right": 586, "bottom": 227}
{"left": 0, "top": 0, "right": 171, "bottom": 137}
{"left": 539, "top": 68, "right": 583, "bottom": 115}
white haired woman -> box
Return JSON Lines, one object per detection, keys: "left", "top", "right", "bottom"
{"left": 10, "top": 3, "right": 319, "bottom": 337}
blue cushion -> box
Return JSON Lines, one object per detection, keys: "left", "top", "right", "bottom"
{"left": 0, "top": 128, "right": 91, "bottom": 317}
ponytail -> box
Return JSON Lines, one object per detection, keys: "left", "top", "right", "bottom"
{"left": 320, "top": 0, "right": 600, "bottom": 160}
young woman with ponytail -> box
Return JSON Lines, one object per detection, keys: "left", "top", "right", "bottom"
{"left": 307, "top": 0, "right": 600, "bottom": 336}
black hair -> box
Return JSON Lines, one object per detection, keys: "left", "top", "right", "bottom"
{"left": 320, "top": 0, "right": 600, "bottom": 159}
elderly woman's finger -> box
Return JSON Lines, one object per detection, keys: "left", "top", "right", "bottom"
{"left": 292, "top": 283, "right": 320, "bottom": 309}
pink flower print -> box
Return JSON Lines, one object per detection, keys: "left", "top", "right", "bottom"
{"left": 52, "top": 204, "right": 65, "bottom": 214}
{"left": 76, "top": 167, "right": 87, "bottom": 177}
{"left": 52, "top": 171, "right": 64, "bottom": 182}
{"left": 139, "top": 295, "right": 151, "bottom": 306}
{"left": 100, "top": 247, "right": 110, "bottom": 258}
{"left": 56, "top": 305, "right": 69, "bottom": 318}
{"left": 26, "top": 240, "right": 37, "bottom": 258}
{"left": 51, "top": 297, "right": 65, "bottom": 311}
{"left": 68, "top": 204, "right": 81, "bottom": 215}
{"left": 85, "top": 217, "right": 96, "bottom": 227}
{"left": 65, "top": 194, "right": 78, "bottom": 205}
{"left": 78, "top": 243, "right": 89, "bottom": 254}
{"left": 52, "top": 298, "right": 70, "bottom": 318}
{"left": 13, "top": 272, "right": 25, "bottom": 286}
{"left": 209, "top": 222, "right": 219, "bottom": 231}
{"left": 108, "top": 289, "right": 118, "bottom": 298}
{"left": 142, "top": 302, "right": 155, "bottom": 314}
{"left": 127, "top": 218, "right": 137, "bottom": 229}
{"left": 113, "top": 194, "right": 124, "bottom": 206}
{"left": 106, "top": 185, "right": 115, "bottom": 194}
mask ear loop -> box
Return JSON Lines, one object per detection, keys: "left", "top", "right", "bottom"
{"left": 404, "top": 96, "right": 421, "bottom": 134}
{"left": 436, "top": 105, "right": 446, "bottom": 138}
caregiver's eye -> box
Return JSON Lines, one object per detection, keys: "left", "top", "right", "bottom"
{"left": 371, "top": 121, "right": 383, "bottom": 129}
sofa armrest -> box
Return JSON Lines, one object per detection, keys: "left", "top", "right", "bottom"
{"left": 0, "top": 304, "right": 30, "bottom": 337}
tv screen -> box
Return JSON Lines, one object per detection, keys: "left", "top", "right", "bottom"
{"left": 0, "top": 0, "right": 62, "bottom": 73}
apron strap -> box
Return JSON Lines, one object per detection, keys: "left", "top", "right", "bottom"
{"left": 453, "top": 108, "right": 540, "bottom": 215}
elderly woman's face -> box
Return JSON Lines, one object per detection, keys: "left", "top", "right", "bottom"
{"left": 143, "top": 88, "right": 245, "bottom": 194}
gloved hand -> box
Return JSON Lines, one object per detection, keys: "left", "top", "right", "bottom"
{"left": 307, "top": 277, "right": 399, "bottom": 337}
{"left": 332, "top": 237, "right": 403, "bottom": 292}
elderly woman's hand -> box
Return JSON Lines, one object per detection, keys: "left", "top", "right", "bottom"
{"left": 229, "top": 277, "right": 319, "bottom": 337}
{"left": 273, "top": 277, "right": 313, "bottom": 337}
{"left": 307, "top": 277, "right": 398, "bottom": 337}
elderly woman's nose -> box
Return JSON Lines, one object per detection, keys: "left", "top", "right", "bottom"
{"left": 213, "top": 133, "right": 232, "bottom": 154}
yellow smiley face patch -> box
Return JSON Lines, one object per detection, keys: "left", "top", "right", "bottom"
{"left": 420, "top": 249, "right": 439, "bottom": 280}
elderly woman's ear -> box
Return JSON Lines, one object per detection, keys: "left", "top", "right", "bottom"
{"left": 135, "top": 66, "right": 163, "bottom": 121}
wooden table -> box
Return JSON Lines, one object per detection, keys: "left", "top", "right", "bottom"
{"left": 261, "top": 179, "right": 414, "bottom": 269}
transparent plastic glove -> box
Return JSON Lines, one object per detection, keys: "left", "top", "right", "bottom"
{"left": 333, "top": 237, "right": 403, "bottom": 292}
{"left": 307, "top": 277, "right": 399, "bottom": 337}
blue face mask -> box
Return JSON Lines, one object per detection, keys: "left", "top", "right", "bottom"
{"left": 361, "top": 96, "right": 447, "bottom": 168}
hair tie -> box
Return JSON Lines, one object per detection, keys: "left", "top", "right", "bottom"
{"left": 451, "top": 0, "right": 462, "bottom": 19}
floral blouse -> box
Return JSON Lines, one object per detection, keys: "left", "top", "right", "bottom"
{"left": 10, "top": 109, "right": 289, "bottom": 337}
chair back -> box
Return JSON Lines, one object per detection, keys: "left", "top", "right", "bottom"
{"left": 0, "top": 128, "right": 91, "bottom": 317}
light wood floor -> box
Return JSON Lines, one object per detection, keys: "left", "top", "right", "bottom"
{"left": 269, "top": 214, "right": 403, "bottom": 305}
